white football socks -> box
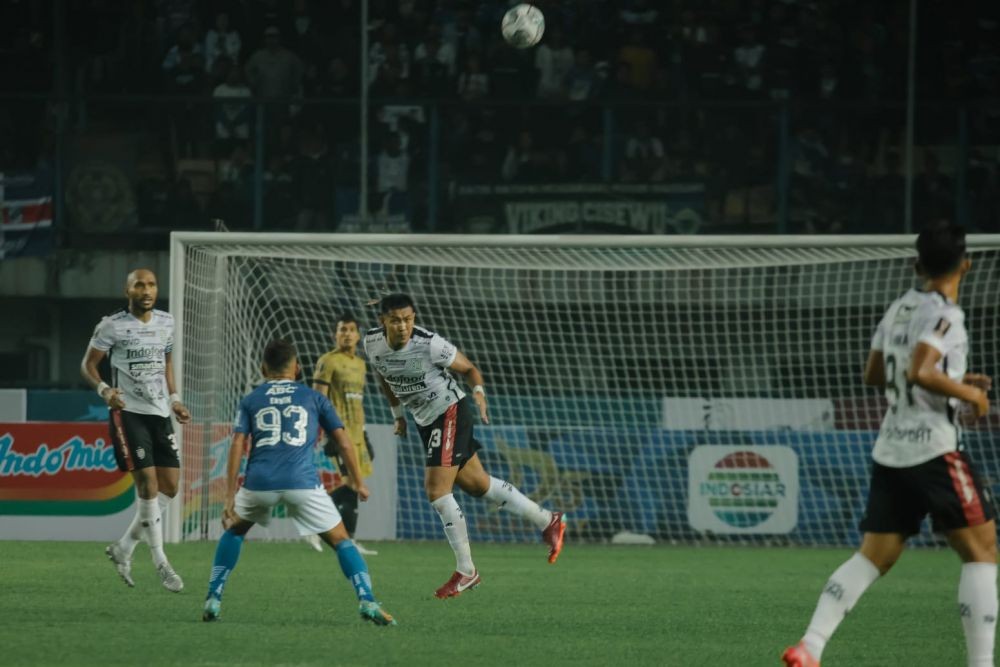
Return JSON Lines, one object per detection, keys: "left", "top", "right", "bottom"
{"left": 137, "top": 498, "right": 168, "bottom": 567}
{"left": 959, "top": 562, "right": 998, "bottom": 667}
{"left": 431, "top": 494, "right": 475, "bottom": 575}
{"left": 118, "top": 499, "right": 143, "bottom": 557}
{"left": 120, "top": 492, "right": 174, "bottom": 558}
{"left": 802, "top": 552, "right": 880, "bottom": 660}
{"left": 484, "top": 476, "right": 552, "bottom": 530}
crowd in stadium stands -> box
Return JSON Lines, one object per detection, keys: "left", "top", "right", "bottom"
{"left": 1, "top": 0, "right": 1000, "bottom": 237}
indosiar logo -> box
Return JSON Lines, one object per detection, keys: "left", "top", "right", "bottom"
{"left": 688, "top": 445, "right": 799, "bottom": 535}
{"left": 699, "top": 450, "right": 786, "bottom": 528}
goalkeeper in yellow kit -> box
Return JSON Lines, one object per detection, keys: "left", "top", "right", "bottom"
{"left": 309, "top": 312, "right": 378, "bottom": 555}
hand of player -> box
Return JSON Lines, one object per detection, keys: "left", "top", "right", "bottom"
{"left": 473, "top": 393, "right": 489, "bottom": 425}
{"left": 355, "top": 481, "right": 371, "bottom": 502}
{"left": 172, "top": 400, "right": 192, "bottom": 424}
{"left": 964, "top": 373, "right": 993, "bottom": 392}
{"left": 393, "top": 417, "right": 407, "bottom": 436}
{"left": 968, "top": 387, "right": 990, "bottom": 419}
{"left": 102, "top": 387, "right": 126, "bottom": 410}
{"left": 222, "top": 494, "right": 237, "bottom": 529}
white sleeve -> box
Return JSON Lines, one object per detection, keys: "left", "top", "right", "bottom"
{"left": 165, "top": 320, "right": 174, "bottom": 355}
{"left": 429, "top": 334, "right": 458, "bottom": 368}
{"left": 870, "top": 312, "right": 889, "bottom": 351}
{"left": 917, "top": 311, "right": 966, "bottom": 355}
{"left": 89, "top": 318, "right": 116, "bottom": 352}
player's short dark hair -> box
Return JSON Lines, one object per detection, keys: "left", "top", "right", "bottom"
{"left": 335, "top": 311, "right": 359, "bottom": 328}
{"left": 263, "top": 339, "right": 297, "bottom": 371}
{"left": 916, "top": 221, "right": 966, "bottom": 278}
{"left": 379, "top": 293, "right": 416, "bottom": 314}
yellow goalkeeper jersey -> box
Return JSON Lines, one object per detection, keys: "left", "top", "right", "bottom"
{"left": 313, "top": 349, "right": 372, "bottom": 478}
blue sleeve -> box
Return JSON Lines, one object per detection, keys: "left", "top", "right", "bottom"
{"left": 233, "top": 397, "right": 251, "bottom": 434}
{"left": 317, "top": 392, "right": 344, "bottom": 433}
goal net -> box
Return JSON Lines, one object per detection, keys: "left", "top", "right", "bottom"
{"left": 168, "top": 233, "right": 1000, "bottom": 546}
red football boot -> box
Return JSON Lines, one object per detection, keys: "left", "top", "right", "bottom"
{"left": 781, "top": 642, "right": 820, "bottom": 667}
{"left": 542, "top": 511, "right": 567, "bottom": 564}
{"left": 434, "top": 570, "right": 482, "bottom": 599}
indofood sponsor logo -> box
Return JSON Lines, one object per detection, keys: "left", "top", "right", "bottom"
{"left": 687, "top": 446, "right": 799, "bottom": 535}
{"left": 701, "top": 451, "right": 784, "bottom": 528}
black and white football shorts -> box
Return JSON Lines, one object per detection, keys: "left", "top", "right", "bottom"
{"left": 416, "top": 396, "right": 482, "bottom": 469}
{"left": 109, "top": 409, "right": 180, "bottom": 472}
{"left": 859, "top": 450, "right": 996, "bottom": 536}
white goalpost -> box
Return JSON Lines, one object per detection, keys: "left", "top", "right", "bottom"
{"left": 167, "top": 232, "right": 1000, "bottom": 546}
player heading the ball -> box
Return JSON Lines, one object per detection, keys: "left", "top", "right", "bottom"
{"left": 366, "top": 293, "right": 566, "bottom": 599}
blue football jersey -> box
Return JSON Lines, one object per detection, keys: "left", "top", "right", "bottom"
{"left": 233, "top": 380, "right": 344, "bottom": 491}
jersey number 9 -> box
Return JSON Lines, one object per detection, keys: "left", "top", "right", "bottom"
{"left": 255, "top": 405, "right": 309, "bottom": 447}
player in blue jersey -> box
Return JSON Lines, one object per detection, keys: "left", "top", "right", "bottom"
{"left": 201, "top": 339, "right": 395, "bottom": 626}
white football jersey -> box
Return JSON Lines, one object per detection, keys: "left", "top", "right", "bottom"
{"left": 364, "top": 325, "right": 465, "bottom": 426}
{"left": 89, "top": 309, "right": 175, "bottom": 418}
{"left": 871, "top": 289, "right": 969, "bottom": 467}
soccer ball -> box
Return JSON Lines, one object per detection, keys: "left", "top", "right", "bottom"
{"left": 501, "top": 3, "right": 545, "bottom": 49}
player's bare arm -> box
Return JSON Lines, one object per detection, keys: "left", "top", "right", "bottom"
{"left": 964, "top": 373, "right": 993, "bottom": 392}
{"left": 449, "top": 350, "right": 489, "bottom": 425}
{"left": 165, "top": 351, "right": 192, "bottom": 423}
{"left": 908, "top": 342, "right": 990, "bottom": 417}
{"left": 377, "top": 372, "right": 407, "bottom": 436}
{"left": 80, "top": 346, "right": 126, "bottom": 410}
{"left": 863, "top": 349, "right": 886, "bottom": 388}
{"left": 223, "top": 432, "right": 248, "bottom": 528}
{"left": 330, "top": 427, "right": 370, "bottom": 501}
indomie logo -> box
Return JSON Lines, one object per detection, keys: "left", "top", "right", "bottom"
{"left": 698, "top": 450, "right": 786, "bottom": 528}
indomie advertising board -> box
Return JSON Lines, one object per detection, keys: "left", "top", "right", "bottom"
{"left": 0, "top": 422, "right": 136, "bottom": 539}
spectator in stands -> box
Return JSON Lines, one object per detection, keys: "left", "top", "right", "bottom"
{"left": 162, "top": 23, "right": 205, "bottom": 91}
{"left": 369, "top": 46, "right": 412, "bottom": 98}
{"left": 915, "top": 151, "right": 955, "bottom": 222}
{"left": 620, "top": 119, "right": 665, "bottom": 182}
{"left": 618, "top": 29, "right": 657, "bottom": 92}
{"left": 457, "top": 54, "right": 490, "bottom": 101}
{"left": 285, "top": 0, "right": 328, "bottom": 91}
{"left": 534, "top": 28, "right": 573, "bottom": 100}
{"left": 414, "top": 24, "right": 457, "bottom": 97}
{"left": 565, "top": 47, "right": 600, "bottom": 103}
{"left": 314, "top": 56, "right": 358, "bottom": 97}
{"left": 290, "top": 126, "right": 336, "bottom": 231}
{"left": 244, "top": 27, "right": 304, "bottom": 100}
{"left": 501, "top": 129, "right": 551, "bottom": 183}
{"left": 732, "top": 26, "right": 766, "bottom": 96}
{"left": 213, "top": 60, "right": 253, "bottom": 156}
{"left": 375, "top": 132, "right": 410, "bottom": 216}
{"left": 369, "top": 23, "right": 411, "bottom": 85}
{"left": 204, "top": 12, "right": 241, "bottom": 74}
{"left": 618, "top": 0, "right": 659, "bottom": 27}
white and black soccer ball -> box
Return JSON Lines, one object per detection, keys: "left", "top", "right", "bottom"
{"left": 501, "top": 3, "right": 545, "bottom": 49}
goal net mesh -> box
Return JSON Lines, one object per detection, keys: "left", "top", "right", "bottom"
{"left": 173, "top": 236, "right": 1000, "bottom": 546}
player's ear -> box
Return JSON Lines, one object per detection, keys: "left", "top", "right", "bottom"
{"left": 960, "top": 257, "right": 972, "bottom": 275}
{"left": 260, "top": 362, "right": 267, "bottom": 377}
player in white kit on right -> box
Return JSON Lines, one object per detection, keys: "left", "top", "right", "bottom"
{"left": 784, "top": 222, "right": 996, "bottom": 667}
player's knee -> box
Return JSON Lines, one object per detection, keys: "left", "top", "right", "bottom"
{"left": 133, "top": 472, "right": 158, "bottom": 499}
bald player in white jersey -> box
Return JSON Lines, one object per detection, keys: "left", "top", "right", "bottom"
{"left": 784, "top": 222, "right": 996, "bottom": 667}
{"left": 81, "top": 269, "right": 191, "bottom": 592}
{"left": 366, "top": 293, "right": 567, "bottom": 599}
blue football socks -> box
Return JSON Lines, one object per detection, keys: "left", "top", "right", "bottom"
{"left": 335, "top": 539, "right": 375, "bottom": 602}
{"left": 206, "top": 529, "right": 244, "bottom": 601}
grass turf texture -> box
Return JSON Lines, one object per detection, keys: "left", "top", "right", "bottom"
{"left": 0, "top": 541, "right": 968, "bottom": 666}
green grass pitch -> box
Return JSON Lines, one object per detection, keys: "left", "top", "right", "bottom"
{"left": 0, "top": 541, "right": 968, "bottom": 666}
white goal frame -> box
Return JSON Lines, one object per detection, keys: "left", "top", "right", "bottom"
{"left": 166, "top": 232, "right": 1000, "bottom": 543}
